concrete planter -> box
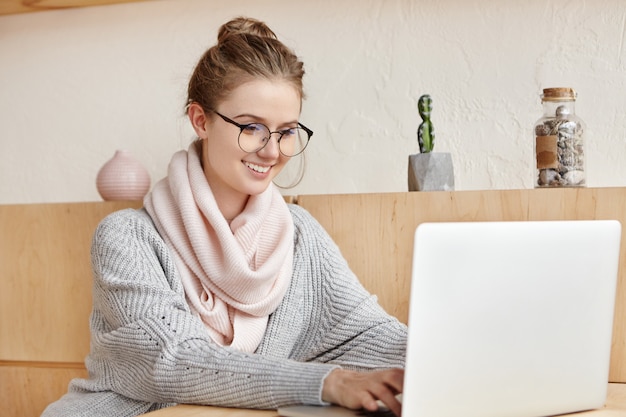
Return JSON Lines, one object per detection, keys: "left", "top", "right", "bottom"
{"left": 408, "top": 153, "right": 455, "bottom": 191}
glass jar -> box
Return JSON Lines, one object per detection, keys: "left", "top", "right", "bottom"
{"left": 534, "top": 87, "right": 586, "bottom": 188}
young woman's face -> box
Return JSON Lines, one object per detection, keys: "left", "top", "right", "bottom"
{"left": 195, "top": 78, "right": 301, "bottom": 206}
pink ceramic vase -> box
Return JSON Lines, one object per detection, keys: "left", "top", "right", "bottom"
{"left": 96, "top": 150, "right": 151, "bottom": 201}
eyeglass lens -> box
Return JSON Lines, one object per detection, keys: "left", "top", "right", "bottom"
{"left": 238, "top": 124, "right": 309, "bottom": 157}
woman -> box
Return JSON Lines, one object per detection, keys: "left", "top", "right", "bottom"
{"left": 42, "top": 17, "right": 406, "bottom": 417}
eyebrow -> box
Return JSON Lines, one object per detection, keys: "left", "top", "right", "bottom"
{"left": 233, "top": 113, "right": 299, "bottom": 127}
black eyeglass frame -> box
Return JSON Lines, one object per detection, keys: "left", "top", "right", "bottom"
{"left": 212, "top": 111, "right": 313, "bottom": 157}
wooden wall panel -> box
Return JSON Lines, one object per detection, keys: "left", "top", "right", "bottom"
{"left": 0, "top": 201, "right": 142, "bottom": 363}
{"left": 0, "top": 201, "right": 141, "bottom": 416}
{"left": 1, "top": 364, "right": 88, "bottom": 417}
{"left": 296, "top": 187, "right": 626, "bottom": 383}
{"left": 3, "top": 189, "right": 626, "bottom": 416}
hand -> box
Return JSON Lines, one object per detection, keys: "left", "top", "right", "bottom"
{"left": 322, "top": 368, "right": 404, "bottom": 416}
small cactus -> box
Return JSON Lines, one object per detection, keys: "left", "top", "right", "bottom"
{"left": 417, "top": 94, "right": 435, "bottom": 153}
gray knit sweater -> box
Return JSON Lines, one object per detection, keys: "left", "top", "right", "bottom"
{"left": 41, "top": 204, "right": 407, "bottom": 417}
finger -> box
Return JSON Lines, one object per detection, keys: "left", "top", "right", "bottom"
{"left": 383, "top": 368, "right": 405, "bottom": 394}
{"left": 360, "top": 394, "right": 380, "bottom": 412}
{"left": 368, "top": 384, "right": 402, "bottom": 416}
{"left": 376, "top": 392, "right": 402, "bottom": 417}
{"left": 343, "top": 386, "right": 378, "bottom": 412}
{"left": 367, "top": 369, "right": 404, "bottom": 416}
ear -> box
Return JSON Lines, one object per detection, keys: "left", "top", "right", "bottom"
{"left": 187, "top": 102, "right": 210, "bottom": 139}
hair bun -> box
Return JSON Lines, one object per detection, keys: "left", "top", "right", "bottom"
{"left": 217, "top": 17, "right": 278, "bottom": 44}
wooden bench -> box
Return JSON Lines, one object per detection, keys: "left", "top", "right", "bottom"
{"left": 2, "top": 187, "right": 626, "bottom": 416}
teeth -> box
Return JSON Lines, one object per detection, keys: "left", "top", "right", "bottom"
{"left": 244, "top": 162, "right": 270, "bottom": 173}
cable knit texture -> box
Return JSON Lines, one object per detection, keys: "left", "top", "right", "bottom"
{"left": 144, "top": 144, "right": 294, "bottom": 353}
{"left": 41, "top": 204, "right": 407, "bottom": 417}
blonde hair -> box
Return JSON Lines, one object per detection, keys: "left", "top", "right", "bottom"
{"left": 187, "top": 17, "right": 305, "bottom": 113}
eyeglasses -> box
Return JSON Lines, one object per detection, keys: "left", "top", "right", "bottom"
{"left": 213, "top": 111, "right": 313, "bottom": 157}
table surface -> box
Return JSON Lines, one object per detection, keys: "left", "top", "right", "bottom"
{"left": 144, "top": 383, "right": 626, "bottom": 416}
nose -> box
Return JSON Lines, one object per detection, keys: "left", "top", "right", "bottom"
{"left": 257, "top": 132, "right": 282, "bottom": 158}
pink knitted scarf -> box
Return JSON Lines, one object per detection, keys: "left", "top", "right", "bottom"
{"left": 144, "top": 144, "right": 294, "bottom": 352}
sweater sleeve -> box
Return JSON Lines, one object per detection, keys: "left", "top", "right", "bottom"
{"left": 81, "top": 209, "right": 337, "bottom": 410}
{"left": 287, "top": 205, "right": 407, "bottom": 370}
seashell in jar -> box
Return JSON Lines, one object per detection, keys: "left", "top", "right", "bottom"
{"left": 563, "top": 170, "right": 585, "bottom": 185}
{"left": 558, "top": 121, "right": 577, "bottom": 139}
{"left": 560, "top": 150, "right": 576, "bottom": 167}
{"left": 535, "top": 124, "right": 551, "bottom": 136}
{"left": 538, "top": 169, "right": 563, "bottom": 186}
{"left": 559, "top": 121, "right": 575, "bottom": 131}
{"left": 556, "top": 105, "right": 571, "bottom": 117}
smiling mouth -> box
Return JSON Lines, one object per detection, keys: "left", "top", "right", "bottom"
{"left": 244, "top": 161, "right": 270, "bottom": 174}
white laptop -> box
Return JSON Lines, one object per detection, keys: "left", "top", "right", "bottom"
{"left": 278, "top": 220, "right": 621, "bottom": 417}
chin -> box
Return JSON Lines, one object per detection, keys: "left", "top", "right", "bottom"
{"left": 241, "top": 182, "right": 273, "bottom": 197}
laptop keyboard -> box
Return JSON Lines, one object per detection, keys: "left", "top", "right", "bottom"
{"left": 355, "top": 408, "right": 397, "bottom": 417}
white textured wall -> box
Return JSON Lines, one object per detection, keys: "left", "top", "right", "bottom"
{"left": 1, "top": 0, "right": 625, "bottom": 204}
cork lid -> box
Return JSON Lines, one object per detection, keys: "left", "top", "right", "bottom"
{"left": 542, "top": 87, "right": 577, "bottom": 102}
